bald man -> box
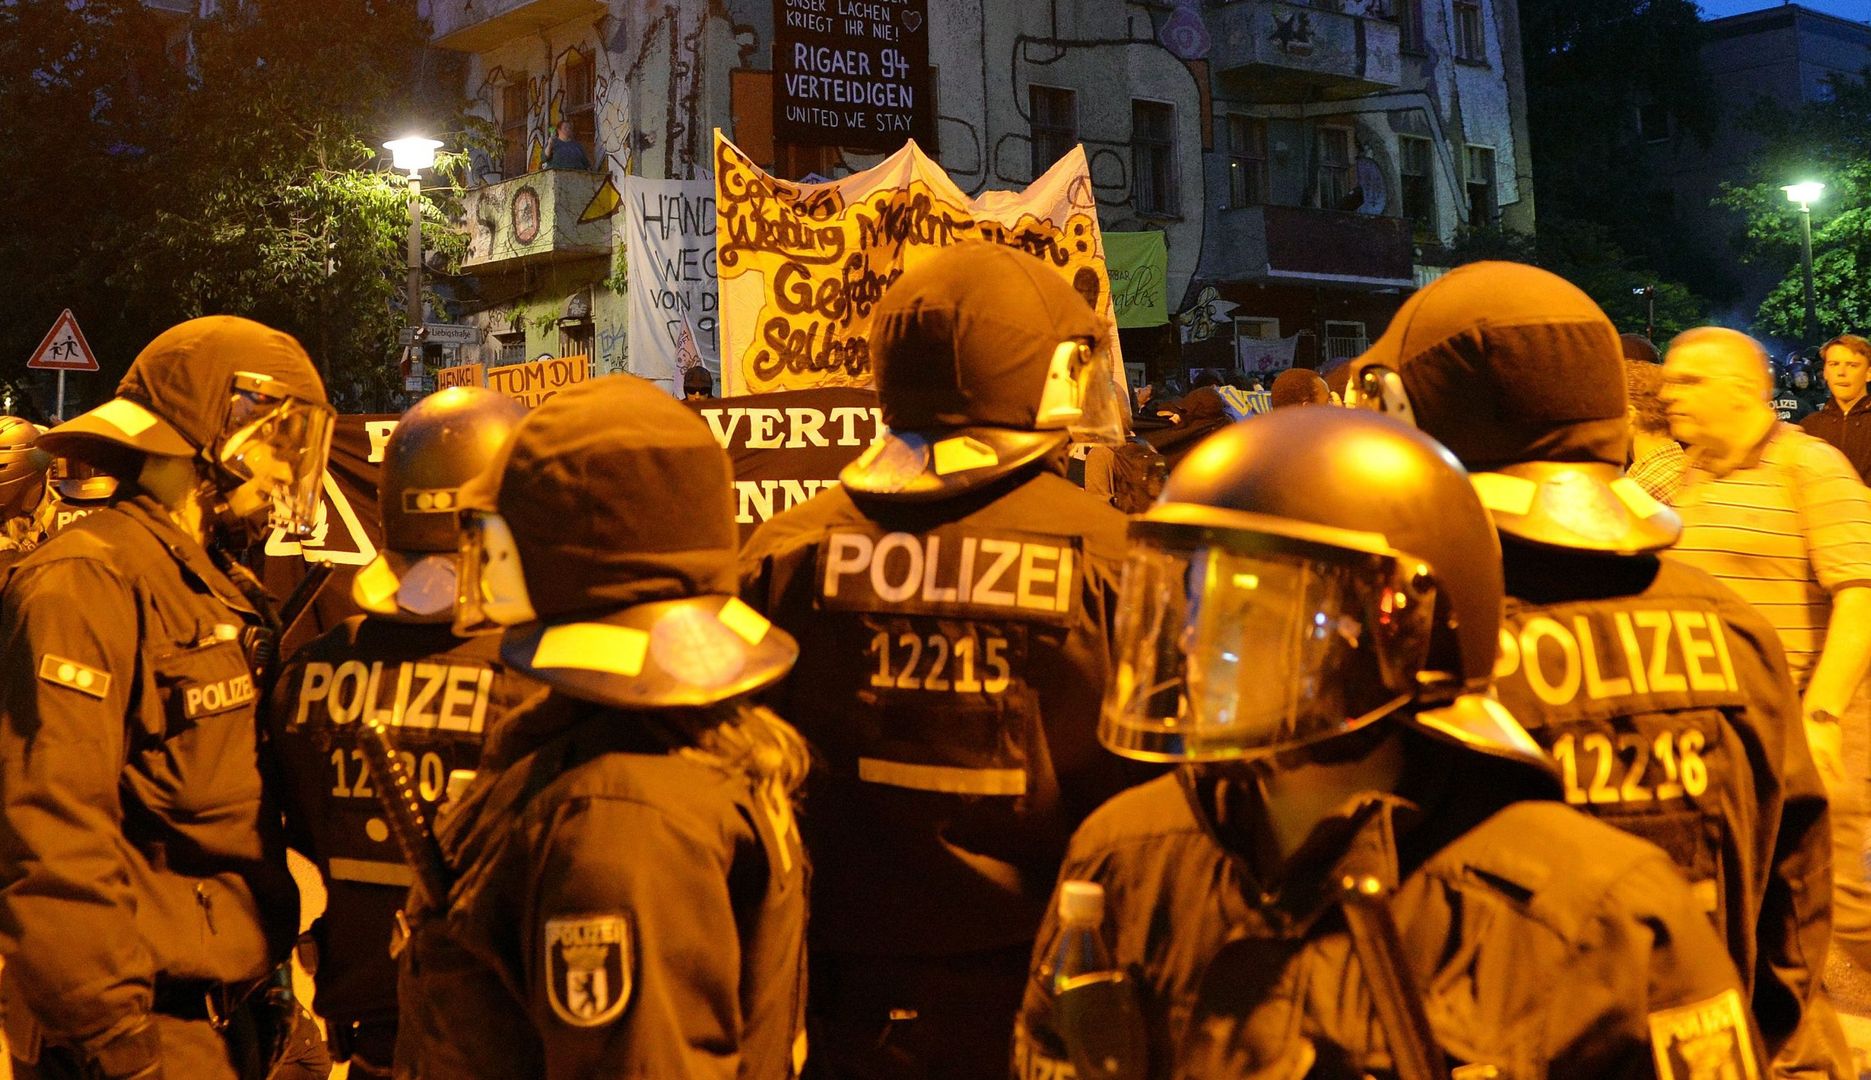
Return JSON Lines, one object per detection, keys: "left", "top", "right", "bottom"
{"left": 1664, "top": 326, "right": 1871, "bottom": 1007}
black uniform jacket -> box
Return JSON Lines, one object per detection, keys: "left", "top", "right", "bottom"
{"left": 268, "top": 615, "right": 541, "bottom": 1028}
{"left": 1016, "top": 734, "right": 1753, "bottom": 1080}
{"left": 738, "top": 467, "right": 1140, "bottom": 958}
{"left": 0, "top": 496, "right": 298, "bottom": 1050}
{"left": 1492, "top": 550, "right": 1834, "bottom": 1068}
{"left": 396, "top": 693, "right": 808, "bottom": 1080}
{"left": 1799, "top": 398, "right": 1871, "bottom": 482}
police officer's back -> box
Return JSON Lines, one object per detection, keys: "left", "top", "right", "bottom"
{"left": 1347, "top": 262, "right": 1845, "bottom": 1075}
{"left": 397, "top": 376, "right": 809, "bottom": 1078}
{"left": 1017, "top": 409, "right": 1755, "bottom": 1079}
{"left": 0, "top": 316, "right": 335, "bottom": 1079}
{"left": 739, "top": 242, "right": 1139, "bottom": 1079}
{"left": 268, "top": 386, "right": 539, "bottom": 1076}
{"left": 0, "top": 416, "right": 53, "bottom": 570}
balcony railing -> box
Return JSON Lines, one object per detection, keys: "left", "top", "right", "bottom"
{"left": 460, "top": 168, "right": 612, "bottom": 272}
{"left": 1210, "top": 1, "right": 1403, "bottom": 103}
{"left": 1261, "top": 204, "right": 1413, "bottom": 285}
{"left": 429, "top": 0, "right": 605, "bottom": 52}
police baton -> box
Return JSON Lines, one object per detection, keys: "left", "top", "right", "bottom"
{"left": 356, "top": 718, "right": 453, "bottom": 909}
{"left": 1339, "top": 874, "right": 1448, "bottom": 1080}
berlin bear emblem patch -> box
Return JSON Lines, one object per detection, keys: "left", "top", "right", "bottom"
{"left": 544, "top": 915, "right": 633, "bottom": 1027}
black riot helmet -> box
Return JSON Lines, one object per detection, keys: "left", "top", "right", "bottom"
{"left": 1349, "top": 261, "right": 1679, "bottom": 556}
{"left": 351, "top": 386, "right": 528, "bottom": 623}
{"left": 840, "top": 241, "right": 1114, "bottom": 501}
{"left": 0, "top": 417, "right": 50, "bottom": 520}
{"left": 1101, "top": 408, "right": 1550, "bottom": 775}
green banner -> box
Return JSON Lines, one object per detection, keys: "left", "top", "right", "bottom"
{"left": 1106, "top": 231, "right": 1168, "bottom": 328}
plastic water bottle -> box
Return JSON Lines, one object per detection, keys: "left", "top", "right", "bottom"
{"left": 1051, "top": 881, "right": 1114, "bottom": 992}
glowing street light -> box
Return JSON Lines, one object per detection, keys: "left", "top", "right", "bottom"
{"left": 1783, "top": 180, "right": 1824, "bottom": 344}
{"left": 385, "top": 135, "right": 443, "bottom": 391}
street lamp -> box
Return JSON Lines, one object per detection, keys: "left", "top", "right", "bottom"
{"left": 1782, "top": 180, "right": 1824, "bottom": 345}
{"left": 384, "top": 135, "right": 442, "bottom": 331}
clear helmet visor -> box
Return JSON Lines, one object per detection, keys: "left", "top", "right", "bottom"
{"left": 218, "top": 374, "right": 335, "bottom": 539}
{"left": 1345, "top": 365, "right": 1417, "bottom": 428}
{"left": 454, "top": 510, "right": 538, "bottom": 635}
{"left": 1100, "top": 529, "right": 1439, "bottom": 762}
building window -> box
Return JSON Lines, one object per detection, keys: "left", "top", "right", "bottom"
{"left": 1398, "top": 135, "right": 1436, "bottom": 239}
{"left": 775, "top": 142, "right": 841, "bottom": 181}
{"left": 493, "top": 330, "right": 525, "bottom": 366}
{"left": 1464, "top": 144, "right": 1496, "bottom": 227}
{"left": 1453, "top": 0, "right": 1486, "bottom": 62}
{"left": 562, "top": 50, "right": 597, "bottom": 165}
{"left": 1030, "top": 85, "right": 1077, "bottom": 178}
{"left": 1324, "top": 320, "right": 1368, "bottom": 364}
{"left": 1226, "top": 115, "right": 1268, "bottom": 208}
{"left": 1235, "top": 316, "right": 1280, "bottom": 342}
{"left": 1316, "top": 126, "right": 1354, "bottom": 211}
{"left": 1397, "top": 0, "right": 1425, "bottom": 53}
{"left": 1132, "top": 100, "right": 1179, "bottom": 216}
{"left": 501, "top": 81, "right": 529, "bottom": 178}
{"left": 559, "top": 320, "right": 594, "bottom": 362}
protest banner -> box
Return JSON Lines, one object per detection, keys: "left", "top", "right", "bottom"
{"left": 1105, "top": 232, "right": 1168, "bottom": 328}
{"left": 435, "top": 362, "right": 485, "bottom": 390}
{"left": 624, "top": 176, "right": 719, "bottom": 393}
{"left": 714, "top": 133, "right": 1126, "bottom": 435}
{"left": 772, "top": 0, "right": 934, "bottom": 153}
{"left": 687, "top": 386, "right": 883, "bottom": 538}
{"left": 486, "top": 355, "right": 590, "bottom": 407}
{"left": 1237, "top": 333, "right": 1302, "bottom": 376}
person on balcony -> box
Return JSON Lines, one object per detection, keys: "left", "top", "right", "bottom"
{"left": 544, "top": 120, "right": 591, "bottom": 171}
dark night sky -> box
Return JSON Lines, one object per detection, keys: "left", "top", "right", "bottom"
{"left": 1697, "top": 0, "right": 1870, "bottom": 21}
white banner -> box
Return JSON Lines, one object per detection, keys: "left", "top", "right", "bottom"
{"left": 1237, "top": 332, "right": 1301, "bottom": 376}
{"left": 624, "top": 176, "right": 719, "bottom": 394}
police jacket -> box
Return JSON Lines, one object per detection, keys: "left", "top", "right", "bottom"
{"left": 738, "top": 467, "right": 1140, "bottom": 957}
{"left": 1015, "top": 732, "right": 1754, "bottom": 1080}
{"left": 1799, "top": 398, "right": 1871, "bottom": 482}
{"left": 267, "top": 616, "right": 540, "bottom": 1029}
{"left": 1491, "top": 549, "right": 1834, "bottom": 1068}
{"left": 0, "top": 496, "right": 298, "bottom": 1051}
{"left": 396, "top": 692, "right": 807, "bottom": 1080}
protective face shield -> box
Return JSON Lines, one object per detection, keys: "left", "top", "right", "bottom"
{"left": 1793, "top": 368, "right": 1811, "bottom": 390}
{"left": 454, "top": 510, "right": 539, "bottom": 635}
{"left": 1101, "top": 508, "right": 1439, "bottom": 762}
{"left": 216, "top": 372, "right": 335, "bottom": 539}
{"left": 1034, "top": 340, "right": 1097, "bottom": 430}
{"left": 49, "top": 457, "right": 118, "bottom": 503}
{"left": 1343, "top": 365, "right": 1416, "bottom": 428}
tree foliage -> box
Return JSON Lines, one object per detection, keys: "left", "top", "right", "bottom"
{"left": 1446, "top": 220, "right": 1707, "bottom": 342}
{"left": 1716, "top": 77, "right": 1871, "bottom": 343}
{"left": 0, "top": 0, "right": 472, "bottom": 415}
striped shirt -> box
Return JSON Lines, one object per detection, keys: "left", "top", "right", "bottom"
{"left": 1670, "top": 423, "right": 1871, "bottom": 687}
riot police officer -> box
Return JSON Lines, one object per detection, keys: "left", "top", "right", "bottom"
{"left": 1016, "top": 408, "right": 1754, "bottom": 1079}
{"left": 0, "top": 416, "right": 52, "bottom": 568}
{"left": 396, "top": 375, "right": 809, "bottom": 1078}
{"left": 0, "top": 315, "right": 334, "bottom": 1079}
{"left": 738, "top": 241, "right": 1142, "bottom": 1079}
{"left": 267, "top": 386, "right": 538, "bottom": 1076}
{"left": 1349, "top": 261, "right": 1844, "bottom": 1074}
{"left": 37, "top": 455, "right": 119, "bottom": 540}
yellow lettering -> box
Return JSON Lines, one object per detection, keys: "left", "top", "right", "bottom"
{"left": 390, "top": 662, "right": 413, "bottom": 727}
{"left": 1054, "top": 546, "right": 1074, "bottom": 613}
{"left": 957, "top": 537, "right": 976, "bottom": 603}
{"left": 1674, "top": 611, "right": 1728, "bottom": 693}
{"left": 921, "top": 535, "right": 957, "bottom": 602}
{"left": 1576, "top": 615, "right": 1632, "bottom": 699}
{"left": 1519, "top": 616, "right": 1582, "bottom": 705}
{"left": 436, "top": 666, "right": 480, "bottom": 731}
{"left": 1612, "top": 612, "right": 1650, "bottom": 695}
{"left": 406, "top": 663, "right": 444, "bottom": 729}
{"left": 468, "top": 668, "right": 493, "bottom": 734}
{"left": 328, "top": 661, "right": 370, "bottom": 725}
{"left": 870, "top": 533, "right": 923, "bottom": 603}
{"left": 1634, "top": 610, "right": 1687, "bottom": 693}
{"left": 295, "top": 663, "right": 332, "bottom": 727}
{"left": 1493, "top": 626, "right": 1520, "bottom": 680}
{"left": 1706, "top": 615, "right": 1739, "bottom": 693}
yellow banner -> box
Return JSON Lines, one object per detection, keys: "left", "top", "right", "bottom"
{"left": 714, "top": 133, "right": 1124, "bottom": 399}
{"left": 435, "top": 362, "right": 485, "bottom": 390}
{"left": 486, "top": 355, "right": 590, "bottom": 408}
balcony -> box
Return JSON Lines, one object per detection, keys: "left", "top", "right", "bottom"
{"left": 461, "top": 168, "right": 612, "bottom": 272}
{"left": 1210, "top": 1, "right": 1403, "bottom": 103}
{"left": 429, "top": 0, "right": 605, "bottom": 52}
{"left": 1215, "top": 204, "right": 1412, "bottom": 286}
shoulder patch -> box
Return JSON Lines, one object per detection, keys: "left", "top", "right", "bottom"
{"left": 544, "top": 914, "right": 632, "bottom": 1028}
{"left": 1648, "top": 988, "right": 1760, "bottom": 1080}
{"left": 38, "top": 654, "right": 110, "bottom": 699}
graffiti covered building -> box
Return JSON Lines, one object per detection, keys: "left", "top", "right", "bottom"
{"left": 421, "top": 0, "right": 1532, "bottom": 389}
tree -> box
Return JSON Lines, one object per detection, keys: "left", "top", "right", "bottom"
{"left": 1446, "top": 220, "right": 1707, "bottom": 342}
{"left": 0, "top": 0, "right": 473, "bottom": 415}
{"left": 1716, "top": 76, "right": 1871, "bottom": 344}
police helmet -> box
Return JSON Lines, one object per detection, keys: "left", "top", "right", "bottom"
{"left": 841, "top": 242, "right": 1108, "bottom": 501}
{"left": 1349, "top": 261, "right": 1679, "bottom": 556}
{"left": 0, "top": 417, "right": 51, "bottom": 520}
{"left": 40, "top": 316, "right": 334, "bottom": 538}
{"left": 351, "top": 387, "right": 527, "bottom": 623}
{"left": 1100, "top": 408, "right": 1551, "bottom": 775}
{"left": 454, "top": 374, "right": 796, "bottom": 709}
{"left": 48, "top": 456, "right": 117, "bottom": 504}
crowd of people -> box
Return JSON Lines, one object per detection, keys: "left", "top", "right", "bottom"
{"left": 0, "top": 245, "right": 1866, "bottom": 1080}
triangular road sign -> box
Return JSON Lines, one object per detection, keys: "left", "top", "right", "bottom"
{"left": 26, "top": 310, "right": 99, "bottom": 372}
